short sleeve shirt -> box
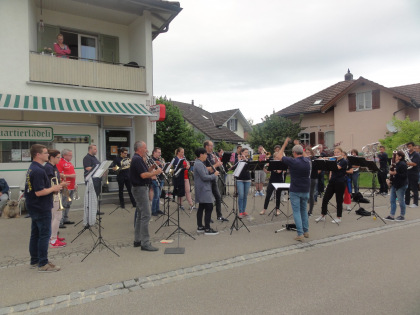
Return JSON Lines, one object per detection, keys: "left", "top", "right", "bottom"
{"left": 281, "top": 156, "right": 311, "bottom": 193}
{"left": 130, "top": 153, "right": 151, "bottom": 186}
{"left": 83, "top": 154, "right": 100, "bottom": 178}
{"left": 25, "top": 162, "right": 53, "bottom": 214}
{"left": 57, "top": 158, "right": 75, "bottom": 189}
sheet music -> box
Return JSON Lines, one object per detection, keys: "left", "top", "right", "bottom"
{"left": 85, "top": 164, "right": 100, "bottom": 182}
{"left": 233, "top": 161, "right": 246, "bottom": 177}
{"left": 93, "top": 160, "right": 113, "bottom": 178}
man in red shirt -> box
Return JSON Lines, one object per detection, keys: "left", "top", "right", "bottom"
{"left": 56, "top": 149, "right": 76, "bottom": 227}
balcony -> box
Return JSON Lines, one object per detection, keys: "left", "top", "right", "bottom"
{"left": 29, "top": 52, "right": 146, "bottom": 92}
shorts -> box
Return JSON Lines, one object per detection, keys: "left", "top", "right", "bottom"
{"left": 254, "top": 170, "right": 266, "bottom": 183}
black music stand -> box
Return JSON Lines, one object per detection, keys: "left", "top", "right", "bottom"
{"left": 357, "top": 160, "right": 386, "bottom": 224}
{"left": 347, "top": 156, "right": 369, "bottom": 214}
{"left": 172, "top": 159, "right": 190, "bottom": 217}
{"left": 155, "top": 171, "right": 178, "bottom": 234}
{"left": 229, "top": 161, "right": 250, "bottom": 234}
{"left": 312, "top": 159, "right": 341, "bottom": 225}
{"left": 82, "top": 161, "right": 120, "bottom": 262}
{"left": 266, "top": 161, "right": 290, "bottom": 220}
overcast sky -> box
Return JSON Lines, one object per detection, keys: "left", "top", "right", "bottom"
{"left": 153, "top": 0, "right": 420, "bottom": 124}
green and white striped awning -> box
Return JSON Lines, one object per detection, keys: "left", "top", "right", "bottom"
{"left": 0, "top": 93, "right": 152, "bottom": 116}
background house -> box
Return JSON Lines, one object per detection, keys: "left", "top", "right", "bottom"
{"left": 276, "top": 70, "right": 420, "bottom": 151}
{"left": 171, "top": 100, "right": 252, "bottom": 148}
{"left": 0, "top": 0, "right": 181, "bottom": 193}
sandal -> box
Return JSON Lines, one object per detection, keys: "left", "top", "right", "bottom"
{"left": 259, "top": 210, "right": 266, "bottom": 215}
{"left": 276, "top": 209, "right": 281, "bottom": 216}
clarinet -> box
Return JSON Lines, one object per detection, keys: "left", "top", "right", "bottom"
{"left": 207, "top": 154, "right": 225, "bottom": 185}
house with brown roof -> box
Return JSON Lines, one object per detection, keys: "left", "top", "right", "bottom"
{"left": 171, "top": 101, "right": 252, "bottom": 145}
{"left": 276, "top": 70, "right": 420, "bottom": 151}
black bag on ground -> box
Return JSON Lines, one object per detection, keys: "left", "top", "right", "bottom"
{"left": 356, "top": 208, "right": 371, "bottom": 216}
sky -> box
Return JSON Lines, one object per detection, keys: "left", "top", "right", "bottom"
{"left": 153, "top": 0, "right": 420, "bottom": 124}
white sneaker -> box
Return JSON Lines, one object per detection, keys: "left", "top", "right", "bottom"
{"left": 346, "top": 206, "right": 351, "bottom": 211}
{"left": 331, "top": 218, "right": 341, "bottom": 224}
{"left": 254, "top": 191, "right": 260, "bottom": 197}
{"left": 260, "top": 191, "right": 265, "bottom": 196}
{"left": 315, "top": 216, "right": 325, "bottom": 222}
{"left": 408, "top": 204, "right": 418, "bottom": 208}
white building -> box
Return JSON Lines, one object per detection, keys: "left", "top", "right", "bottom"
{"left": 0, "top": 0, "right": 182, "bottom": 193}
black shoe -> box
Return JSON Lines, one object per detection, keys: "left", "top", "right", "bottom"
{"left": 96, "top": 212, "right": 104, "bottom": 215}
{"left": 384, "top": 216, "right": 395, "bottom": 221}
{"left": 133, "top": 241, "right": 141, "bottom": 247}
{"left": 141, "top": 244, "right": 159, "bottom": 251}
{"left": 157, "top": 210, "right": 165, "bottom": 215}
{"left": 63, "top": 221, "right": 75, "bottom": 225}
{"left": 25, "top": 214, "right": 31, "bottom": 218}
{"left": 152, "top": 212, "right": 158, "bottom": 216}
{"left": 204, "top": 228, "right": 219, "bottom": 235}
{"left": 210, "top": 219, "right": 214, "bottom": 224}
{"left": 197, "top": 226, "right": 205, "bottom": 234}
{"left": 120, "top": 205, "right": 125, "bottom": 209}
{"left": 59, "top": 224, "right": 66, "bottom": 229}
{"left": 217, "top": 217, "right": 229, "bottom": 222}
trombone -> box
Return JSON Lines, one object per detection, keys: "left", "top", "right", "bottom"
{"left": 51, "top": 177, "right": 65, "bottom": 211}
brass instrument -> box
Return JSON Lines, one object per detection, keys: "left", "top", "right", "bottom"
{"left": 73, "top": 184, "right": 80, "bottom": 200}
{"left": 396, "top": 143, "right": 413, "bottom": 169}
{"left": 51, "top": 177, "right": 64, "bottom": 211}
{"left": 312, "top": 144, "right": 322, "bottom": 156}
{"left": 361, "top": 142, "right": 380, "bottom": 161}
{"left": 62, "top": 186, "right": 72, "bottom": 202}
{"left": 145, "top": 153, "right": 168, "bottom": 182}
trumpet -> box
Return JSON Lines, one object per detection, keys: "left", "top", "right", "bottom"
{"left": 62, "top": 186, "right": 72, "bottom": 202}
{"left": 73, "top": 184, "right": 80, "bottom": 200}
{"left": 51, "top": 177, "right": 64, "bottom": 211}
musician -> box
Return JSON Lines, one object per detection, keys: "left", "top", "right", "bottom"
{"left": 111, "top": 148, "right": 136, "bottom": 209}
{"left": 193, "top": 147, "right": 219, "bottom": 235}
{"left": 204, "top": 141, "right": 228, "bottom": 222}
{"left": 254, "top": 145, "right": 267, "bottom": 196}
{"left": 260, "top": 152, "right": 284, "bottom": 216}
{"left": 0, "top": 177, "right": 9, "bottom": 215}
{"left": 279, "top": 138, "right": 311, "bottom": 242}
{"left": 150, "top": 147, "right": 165, "bottom": 215}
{"left": 377, "top": 145, "right": 389, "bottom": 195}
{"left": 307, "top": 147, "right": 320, "bottom": 216}
{"left": 172, "top": 148, "right": 195, "bottom": 211}
{"left": 45, "top": 149, "right": 67, "bottom": 248}
{"left": 385, "top": 151, "right": 408, "bottom": 221}
{"left": 130, "top": 141, "right": 162, "bottom": 251}
{"left": 25, "top": 144, "right": 62, "bottom": 272}
{"left": 230, "top": 145, "right": 243, "bottom": 165}
{"left": 83, "top": 144, "right": 103, "bottom": 205}
{"left": 349, "top": 149, "right": 360, "bottom": 194}
{"left": 405, "top": 142, "right": 419, "bottom": 208}
{"left": 317, "top": 144, "right": 327, "bottom": 196}
{"left": 236, "top": 148, "right": 252, "bottom": 217}
{"left": 216, "top": 148, "right": 227, "bottom": 195}
{"left": 316, "top": 147, "right": 348, "bottom": 224}
{"left": 56, "top": 149, "right": 76, "bottom": 227}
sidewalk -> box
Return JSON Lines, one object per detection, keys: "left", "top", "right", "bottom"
{"left": 0, "top": 188, "right": 418, "bottom": 313}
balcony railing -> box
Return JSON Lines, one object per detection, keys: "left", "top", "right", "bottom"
{"left": 29, "top": 53, "right": 146, "bottom": 92}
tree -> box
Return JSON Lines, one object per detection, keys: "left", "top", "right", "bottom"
{"left": 248, "top": 114, "right": 303, "bottom": 153}
{"left": 380, "top": 117, "right": 420, "bottom": 155}
{"left": 215, "top": 140, "right": 235, "bottom": 152}
{"left": 154, "top": 97, "right": 205, "bottom": 162}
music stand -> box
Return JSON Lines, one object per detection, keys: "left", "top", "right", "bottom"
{"left": 357, "top": 160, "right": 386, "bottom": 224}
{"left": 266, "top": 161, "right": 290, "bottom": 220}
{"left": 229, "top": 161, "right": 250, "bottom": 234}
{"left": 82, "top": 160, "right": 120, "bottom": 262}
{"left": 155, "top": 169, "right": 178, "bottom": 234}
{"left": 312, "top": 159, "right": 341, "bottom": 225}
{"left": 347, "top": 156, "right": 368, "bottom": 214}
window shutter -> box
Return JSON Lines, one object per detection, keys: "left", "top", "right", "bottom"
{"left": 310, "top": 132, "right": 315, "bottom": 146}
{"left": 318, "top": 132, "right": 325, "bottom": 145}
{"left": 37, "top": 24, "right": 60, "bottom": 52}
{"left": 372, "top": 89, "right": 380, "bottom": 109}
{"left": 348, "top": 93, "right": 356, "bottom": 112}
{"left": 99, "top": 34, "right": 119, "bottom": 63}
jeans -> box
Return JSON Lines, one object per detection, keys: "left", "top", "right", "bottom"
{"left": 405, "top": 173, "right": 419, "bottom": 206}
{"left": 322, "top": 181, "right": 346, "bottom": 217}
{"left": 237, "top": 181, "right": 251, "bottom": 213}
{"left": 151, "top": 180, "right": 161, "bottom": 214}
{"left": 29, "top": 211, "right": 52, "bottom": 267}
{"left": 391, "top": 185, "right": 408, "bottom": 217}
{"left": 60, "top": 190, "right": 73, "bottom": 224}
{"left": 309, "top": 178, "right": 318, "bottom": 214}
{"left": 133, "top": 186, "right": 151, "bottom": 246}
{"left": 351, "top": 171, "right": 360, "bottom": 193}
{"left": 197, "top": 203, "right": 213, "bottom": 229}
{"left": 289, "top": 192, "right": 309, "bottom": 236}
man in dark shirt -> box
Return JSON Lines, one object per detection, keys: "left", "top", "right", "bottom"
{"left": 113, "top": 148, "right": 136, "bottom": 209}
{"left": 25, "top": 144, "right": 62, "bottom": 272}
{"left": 405, "top": 142, "right": 419, "bottom": 207}
{"left": 83, "top": 144, "right": 102, "bottom": 202}
{"left": 385, "top": 151, "right": 408, "bottom": 221}
{"left": 377, "top": 145, "right": 389, "bottom": 194}
{"left": 279, "top": 137, "right": 311, "bottom": 242}
{"left": 130, "top": 141, "right": 162, "bottom": 252}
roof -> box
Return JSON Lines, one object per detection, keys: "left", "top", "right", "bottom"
{"left": 171, "top": 101, "right": 245, "bottom": 143}
{"left": 212, "top": 109, "right": 253, "bottom": 132}
{"left": 276, "top": 77, "right": 419, "bottom": 117}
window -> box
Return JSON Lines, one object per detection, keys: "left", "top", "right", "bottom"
{"left": 227, "top": 119, "right": 237, "bottom": 131}
{"left": 356, "top": 91, "right": 372, "bottom": 111}
{"left": 313, "top": 99, "right": 323, "bottom": 105}
{"left": 325, "top": 131, "right": 335, "bottom": 150}
{"left": 299, "top": 133, "right": 310, "bottom": 145}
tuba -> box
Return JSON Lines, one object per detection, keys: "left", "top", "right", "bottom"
{"left": 312, "top": 145, "right": 321, "bottom": 156}
{"left": 396, "top": 144, "right": 413, "bottom": 169}
{"left": 361, "top": 142, "right": 380, "bottom": 161}
{"left": 51, "top": 177, "right": 64, "bottom": 211}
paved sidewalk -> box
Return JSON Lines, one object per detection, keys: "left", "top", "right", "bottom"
{"left": 0, "top": 188, "right": 418, "bottom": 314}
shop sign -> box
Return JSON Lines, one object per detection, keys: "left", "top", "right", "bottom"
{"left": 149, "top": 104, "right": 166, "bottom": 122}
{"left": 0, "top": 125, "right": 53, "bottom": 141}
{"left": 109, "top": 137, "right": 127, "bottom": 142}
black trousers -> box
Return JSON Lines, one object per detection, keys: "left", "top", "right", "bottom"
{"left": 318, "top": 171, "right": 325, "bottom": 194}
{"left": 117, "top": 175, "right": 136, "bottom": 207}
{"left": 322, "top": 181, "right": 346, "bottom": 217}
{"left": 211, "top": 180, "right": 222, "bottom": 217}
{"left": 263, "top": 183, "right": 282, "bottom": 210}
{"left": 378, "top": 168, "right": 389, "bottom": 193}
{"left": 197, "top": 203, "right": 213, "bottom": 229}
{"left": 405, "top": 173, "right": 419, "bottom": 206}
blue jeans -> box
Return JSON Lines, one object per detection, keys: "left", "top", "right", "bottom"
{"left": 151, "top": 180, "right": 161, "bottom": 214}
{"left": 351, "top": 172, "right": 360, "bottom": 193}
{"left": 29, "top": 211, "right": 52, "bottom": 267}
{"left": 390, "top": 185, "right": 408, "bottom": 217}
{"left": 237, "top": 181, "right": 251, "bottom": 213}
{"left": 290, "top": 192, "right": 309, "bottom": 236}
